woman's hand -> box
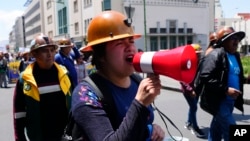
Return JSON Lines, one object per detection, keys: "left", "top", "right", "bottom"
{"left": 227, "top": 87, "right": 242, "bottom": 99}
{"left": 135, "top": 74, "right": 161, "bottom": 106}
{"left": 151, "top": 124, "right": 165, "bottom": 141}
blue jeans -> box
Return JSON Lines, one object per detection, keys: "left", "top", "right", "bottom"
{"left": 208, "top": 97, "right": 236, "bottom": 141}
{"left": 183, "top": 93, "right": 199, "bottom": 128}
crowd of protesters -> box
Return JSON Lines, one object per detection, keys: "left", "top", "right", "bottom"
{"left": 0, "top": 39, "right": 94, "bottom": 89}
{"left": 8, "top": 10, "right": 250, "bottom": 141}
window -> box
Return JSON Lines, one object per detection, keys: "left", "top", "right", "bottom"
{"left": 187, "top": 36, "right": 193, "bottom": 44}
{"left": 160, "top": 37, "right": 167, "bottom": 50}
{"left": 84, "top": 0, "right": 92, "bottom": 7}
{"left": 48, "top": 15, "right": 52, "bottom": 24}
{"left": 74, "top": 22, "right": 79, "bottom": 34}
{"left": 169, "top": 28, "right": 176, "bottom": 33}
{"left": 160, "top": 28, "right": 166, "bottom": 33}
{"left": 178, "top": 28, "right": 184, "bottom": 33}
{"left": 84, "top": 18, "right": 92, "bottom": 34}
{"left": 48, "top": 31, "right": 53, "bottom": 38}
{"left": 103, "top": 0, "right": 111, "bottom": 10}
{"left": 169, "top": 20, "right": 176, "bottom": 33}
{"left": 47, "top": 1, "right": 51, "bottom": 9}
{"left": 178, "top": 36, "right": 185, "bottom": 46}
{"left": 150, "top": 37, "right": 158, "bottom": 51}
{"left": 74, "top": 0, "right": 78, "bottom": 12}
{"left": 58, "top": 7, "right": 68, "bottom": 34}
{"left": 84, "top": 19, "right": 87, "bottom": 33}
{"left": 169, "top": 20, "right": 176, "bottom": 28}
{"left": 187, "top": 28, "right": 193, "bottom": 33}
{"left": 149, "top": 28, "right": 157, "bottom": 33}
{"left": 169, "top": 36, "right": 176, "bottom": 49}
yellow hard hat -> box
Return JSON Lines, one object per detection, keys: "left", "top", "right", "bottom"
{"left": 191, "top": 44, "right": 203, "bottom": 53}
{"left": 79, "top": 10, "right": 141, "bottom": 52}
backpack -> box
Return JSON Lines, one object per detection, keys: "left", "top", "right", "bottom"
{"left": 193, "top": 57, "right": 205, "bottom": 97}
{"left": 62, "top": 73, "right": 143, "bottom": 141}
{"left": 193, "top": 56, "right": 217, "bottom": 115}
{"left": 198, "top": 50, "right": 227, "bottom": 116}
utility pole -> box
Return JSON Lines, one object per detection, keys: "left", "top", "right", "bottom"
{"left": 22, "top": 16, "right": 26, "bottom": 48}
{"left": 143, "top": 0, "right": 147, "bottom": 51}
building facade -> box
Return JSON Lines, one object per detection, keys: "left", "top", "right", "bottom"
{"left": 23, "top": 0, "right": 43, "bottom": 47}
{"left": 15, "top": 0, "right": 250, "bottom": 54}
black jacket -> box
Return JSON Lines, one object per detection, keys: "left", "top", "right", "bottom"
{"left": 199, "top": 47, "right": 244, "bottom": 115}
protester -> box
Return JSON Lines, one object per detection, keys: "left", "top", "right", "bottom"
{"left": 180, "top": 44, "right": 205, "bottom": 138}
{"left": 74, "top": 52, "right": 88, "bottom": 83}
{"left": 4, "top": 52, "right": 11, "bottom": 83}
{"left": 71, "top": 10, "right": 165, "bottom": 140}
{"left": 0, "top": 51, "right": 8, "bottom": 88}
{"left": 13, "top": 33, "right": 72, "bottom": 141}
{"left": 205, "top": 32, "right": 218, "bottom": 56}
{"left": 199, "top": 26, "right": 247, "bottom": 141}
{"left": 18, "top": 48, "right": 33, "bottom": 73}
{"left": 55, "top": 38, "right": 80, "bottom": 88}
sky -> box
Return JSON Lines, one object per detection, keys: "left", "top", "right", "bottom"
{"left": 0, "top": 0, "right": 26, "bottom": 42}
{"left": 0, "top": 0, "right": 249, "bottom": 42}
{"left": 220, "top": 0, "right": 249, "bottom": 18}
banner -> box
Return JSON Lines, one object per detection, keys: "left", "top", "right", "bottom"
{"left": 85, "top": 62, "right": 96, "bottom": 75}
{"left": 8, "top": 61, "right": 20, "bottom": 83}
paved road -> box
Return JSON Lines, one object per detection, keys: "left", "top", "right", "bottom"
{"left": 156, "top": 76, "right": 250, "bottom": 141}
{"left": 0, "top": 76, "right": 249, "bottom": 141}
{"left": 0, "top": 83, "right": 15, "bottom": 141}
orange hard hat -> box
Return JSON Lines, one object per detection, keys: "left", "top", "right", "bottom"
{"left": 209, "top": 32, "right": 218, "bottom": 42}
{"left": 58, "top": 38, "right": 73, "bottom": 48}
{"left": 30, "top": 33, "right": 58, "bottom": 52}
{"left": 79, "top": 10, "right": 141, "bottom": 52}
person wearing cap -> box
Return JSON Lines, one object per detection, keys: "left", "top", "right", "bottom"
{"left": 55, "top": 38, "right": 80, "bottom": 88}
{"left": 199, "top": 26, "right": 247, "bottom": 141}
{"left": 71, "top": 10, "right": 165, "bottom": 140}
{"left": 205, "top": 32, "right": 218, "bottom": 56}
{"left": 13, "top": 33, "right": 72, "bottom": 141}
{"left": 18, "top": 48, "right": 33, "bottom": 73}
{"left": 180, "top": 44, "right": 205, "bottom": 138}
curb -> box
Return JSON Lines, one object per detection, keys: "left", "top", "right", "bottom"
{"left": 161, "top": 85, "right": 182, "bottom": 93}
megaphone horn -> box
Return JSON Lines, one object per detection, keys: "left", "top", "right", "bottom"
{"left": 133, "top": 45, "right": 198, "bottom": 83}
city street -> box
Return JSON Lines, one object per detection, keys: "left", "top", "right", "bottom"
{"left": 0, "top": 76, "right": 250, "bottom": 141}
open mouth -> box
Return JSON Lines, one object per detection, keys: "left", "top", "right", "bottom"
{"left": 126, "top": 55, "right": 134, "bottom": 63}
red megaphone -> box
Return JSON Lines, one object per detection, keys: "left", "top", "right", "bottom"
{"left": 133, "top": 45, "right": 198, "bottom": 83}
